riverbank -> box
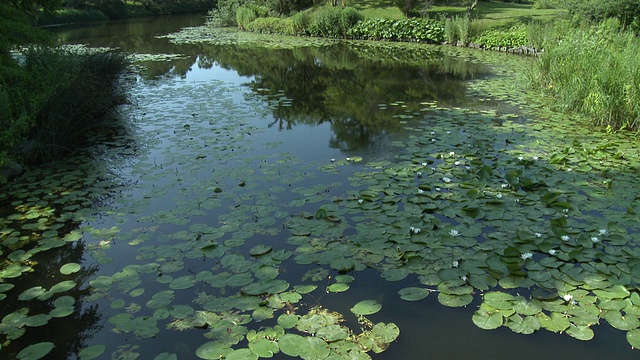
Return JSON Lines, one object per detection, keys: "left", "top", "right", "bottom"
{"left": 38, "top": 0, "right": 214, "bottom": 26}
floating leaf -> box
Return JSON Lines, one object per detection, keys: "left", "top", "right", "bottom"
{"left": 398, "top": 287, "right": 430, "bottom": 301}
{"left": 16, "top": 342, "right": 55, "bottom": 360}
{"left": 351, "top": 300, "right": 382, "bottom": 316}
{"left": 248, "top": 338, "right": 279, "bottom": 358}
{"left": 195, "top": 341, "right": 232, "bottom": 360}
{"left": 60, "top": 263, "right": 81, "bottom": 275}
{"left": 78, "top": 344, "right": 107, "bottom": 360}
{"left": 250, "top": 244, "right": 272, "bottom": 256}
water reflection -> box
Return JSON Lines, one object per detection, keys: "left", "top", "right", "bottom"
{"left": 53, "top": 20, "right": 491, "bottom": 152}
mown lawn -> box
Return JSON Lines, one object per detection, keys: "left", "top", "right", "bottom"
{"left": 348, "top": 0, "right": 565, "bottom": 27}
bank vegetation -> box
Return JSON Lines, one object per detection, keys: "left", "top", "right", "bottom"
{"left": 208, "top": 0, "right": 640, "bottom": 133}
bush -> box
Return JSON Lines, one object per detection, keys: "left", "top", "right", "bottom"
{"left": 247, "top": 17, "right": 295, "bottom": 35}
{"left": 308, "top": 6, "right": 363, "bottom": 38}
{"left": 566, "top": 0, "right": 640, "bottom": 31}
{"left": 475, "top": 25, "right": 527, "bottom": 48}
{"left": 291, "top": 12, "right": 310, "bottom": 35}
{"left": 348, "top": 18, "right": 444, "bottom": 43}
{"left": 236, "top": 6, "right": 258, "bottom": 30}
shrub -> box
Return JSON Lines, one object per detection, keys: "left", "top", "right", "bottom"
{"left": 308, "top": 6, "right": 363, "bottom": 38}
{"left": 475, "top": 25, "right": 527, "bottom": 48}
{"left": 348, "top": 18, "right": 444, "bottom": 43}
{"left": 236, "top": 6, "right": 258, "bottom": 30}
{"left": 291, "top": 11, "right": 310, "bottom": 35}
{"left": 566, "top": 0, "right": 640, "bottom": 31}
{"left": 247, "top": 17, "right": 295, "bottom": 35}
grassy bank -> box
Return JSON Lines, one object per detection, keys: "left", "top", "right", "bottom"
{"left": 1, "top": 47, "right": 130, "bottom": 178}
{"left": 527, "top": 19, "right": 640, "bottom": 131}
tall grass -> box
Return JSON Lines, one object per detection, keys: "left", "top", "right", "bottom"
{"left": 528, "top": 19, "right": 640, "bottom": 131}
{"left": 308, "top": 6, "right": 363, "bottom": 38}
{"left": 444, "top": 15, "right": 469, "bottom": 44}
{"left": 3, "top": 47, "right": 130, "bottom": 165}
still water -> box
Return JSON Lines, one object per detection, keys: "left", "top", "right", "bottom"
{"left": 1, "top": 14, "right": 639, "bottom": 360}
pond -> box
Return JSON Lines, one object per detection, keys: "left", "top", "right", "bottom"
{"left": 1, "top": 14, "right": 640, "bottom": 360}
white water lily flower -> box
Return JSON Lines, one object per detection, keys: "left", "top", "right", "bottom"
{"left": 549, "top": 249, "right": 558, "bottom": 255}
{"left": 410, "top": 227, "right": 421, "bottom": 234}
{"left": 454, "top": 161, "right": 460, "bottom": 166}
{"left": 501, "top": 183, "right": 509, "bottom": 189}
{"left": 418, "top": 188, "right": 424, "bottom": 194}
{"left": 535, "top": 233, "right": 543, "bottom": 238}
{"left": 567, "top": 168, "right": 572, "bottom": 172}
{"left": 591, "top": 236, "right": 600, "bottom": 243}
{"left": 533, "top": 156, "right": 539, "bottom": 161}
{"left": 449, "top": 151, "right": 455, "bottom": 157}
{"left": 330, "top": 158, "right": 336, "bottom": 162}
{"left": 465, "top": 166, "right": 471, "bottom": 171}
{"left": 435, "top": 187, "right": 441, "bottom": 192}
{"left": 461, "top": 275, "right": 467, "bottom": 282}
{"left": 417, "top": 171, "right": 423, "bottom": 177}
{"left": 446, "top": 131, "right": 451, "bottom": 135}
{"left": 449, "top": 229, "right": 460, "bottom": 237}
{"left": 562, "top": 294, "right": 573, "bottom": 302}
{"left": 561, "top": 235, "right": 570, "bottom": 241}
{"left": 496, "top": 193, "right": 503, "bottom": 199}
{"left": 518, "top": 156, "right": 524, "bottom": 161}
{"left": 431, "top": 131, "right": 436, "bottom": 135}
{"left": 562, "top": 208, "right": 569, "bottom": 213}
{"left": 431, "top": 138, "right": 436, "bottom": 142}
{"left": 520, "top": 252, "right": 533, "bottom": 260}
{"left": 599, "top": 229, "right": 607, "bottom": 235}
{"left": 442, "top": 177, "right": 451, "bottom": 183}
{"left": 422, "top": 162, "right": 428, "bottom": 167}
{"left": 357, "top": 199, "right": 363, "bottom": 204}
{"left": 452, "top": 260, "right": 459, "bottom": 268}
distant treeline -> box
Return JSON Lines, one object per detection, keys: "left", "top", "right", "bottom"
{"left": 39, "top": 0, "right": 216, "bottom": 25}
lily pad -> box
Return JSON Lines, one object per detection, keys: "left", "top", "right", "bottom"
{"left": 16, "top": 342, "right": 55, "bottom": 360}
{"left": 78, "top": 344, "right": 107, "bottom": 360}
{"left": 351, "top": 300, "right": 382, "bottom": 316}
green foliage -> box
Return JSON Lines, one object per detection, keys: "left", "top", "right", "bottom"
{"left": 528, "top": 20, "right": 640, "bottom": 131}
{"left": 443, "top": 16, "right": 470, "bottom": 44}
{"left": 0, "top": 4, "right": 53, "bottom": 52}
{"left": 475, "top": 24, "right": 527, "bottom": 48}
{"left": 290, "top": 11, "right": 310, "bottom": 35}
{"left": 394, "top": 0, "right": 419, "bottom": 17}
{"left": 38, "top": 8, "right": 108, "bottom": 25}
{"left": 308, "top": 6, "right": 363, "bottom": 38}
{"left": 208, "top": 0, "right": 239, "bottom": 27}
{"left": 247, "top": 17, "right": 295, "bottom": 35}
{"left": 565, "top": 0, "right": 640, "bottom": 32}
{"left": 444, "top": 16, "right": 456, "bottom": 43}
{"left": 236, "top": 6, "right": 259, "bottom": 30}
{"left": 1, "top": 47, "right": 129, "bottom": 165}
{"left": 531, "top": 0, "right": 559, "bottom": 10}
{"left": 348, "top": 18, "right": 444, "bottom": 43}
